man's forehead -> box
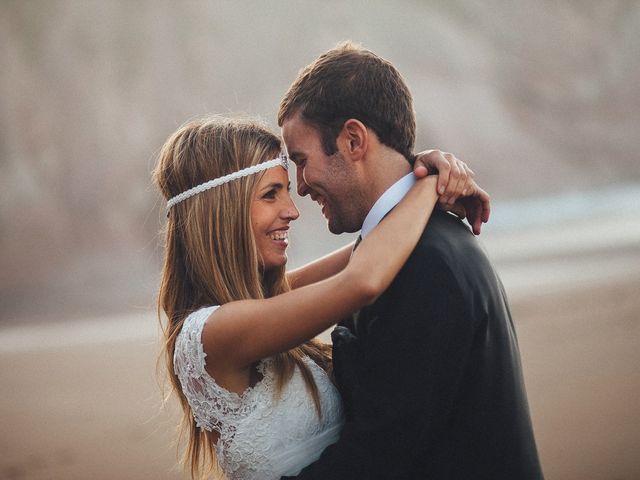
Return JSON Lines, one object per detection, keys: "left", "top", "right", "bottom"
{"left": 281, "top": 114, "right": 318, "bottom": 153}
{"left": 283, "top": 143, "right": 310, "bottom": 165}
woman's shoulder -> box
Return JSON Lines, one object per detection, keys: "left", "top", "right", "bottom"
{"left": 175, "top": 306, "right": 212, "bottom": 355}
{"left": 174, "top": 306, "right": 220, "bottom": 377}
{"left": 184, "top": 305, "right": 220, "bottom": 328}
{"left": 177, "top": 305, "right": 220, "bottom": 344}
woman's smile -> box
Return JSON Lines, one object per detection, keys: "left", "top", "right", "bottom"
{"left": 268, "top": 228, "right": 290, "bottom": 247}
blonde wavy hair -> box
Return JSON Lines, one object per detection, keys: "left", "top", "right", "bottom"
{"left": 153, "top": 116, "right": 331, "bottom": 479}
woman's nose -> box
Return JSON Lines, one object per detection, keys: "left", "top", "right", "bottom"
{"left": 283, "top": 202, "right": 300, "bottom": 221}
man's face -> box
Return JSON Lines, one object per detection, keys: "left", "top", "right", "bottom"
{"left": 282, "top": 114, "right": 365, "bottom": 234}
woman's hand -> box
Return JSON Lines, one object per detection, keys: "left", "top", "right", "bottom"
{"left": 413, "top": 149, "right": 490, "bottom": 235}
{"left": 446, "top": 180, "right": 491, "bottom": 235}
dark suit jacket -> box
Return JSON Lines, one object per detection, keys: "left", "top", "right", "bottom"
{"left": 285, "top": 210, "right": 543, "bottom": 479}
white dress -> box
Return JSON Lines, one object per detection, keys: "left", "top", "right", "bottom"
{"left": 174, "top": 306, "right": 345, "bottom": 480}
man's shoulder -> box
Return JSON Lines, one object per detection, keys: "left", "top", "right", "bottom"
{"left": 426, "top": 208, "right": 470, "bottom": 232}
{"left": 417, "top": 210, "right": 476, "bottom": 253}
{"left": 406, "top": 210, "right": 494, "bottom": 279}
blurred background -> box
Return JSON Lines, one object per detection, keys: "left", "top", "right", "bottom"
{"left": 1, "top": 1, "right": 639, "bottom": 479}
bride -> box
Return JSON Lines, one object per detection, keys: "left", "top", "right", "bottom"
{"left": 153, "top": 116, "right": 483, "bottom": 479}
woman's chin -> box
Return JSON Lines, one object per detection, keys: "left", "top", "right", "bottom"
{"left": 260, "top": 254, "right": 288, "bottom": 272}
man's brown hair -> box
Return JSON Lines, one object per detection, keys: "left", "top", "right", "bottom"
{"left": 278, "top": 41, "right": 416, "bottom": 162}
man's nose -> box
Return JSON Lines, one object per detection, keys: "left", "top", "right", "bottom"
{"left": 296, "top": 169, "right": 309, "bottom": 197}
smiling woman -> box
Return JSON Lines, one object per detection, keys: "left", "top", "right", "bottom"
{"left": 154, "top": 116, "right": 337, "bottom": 479}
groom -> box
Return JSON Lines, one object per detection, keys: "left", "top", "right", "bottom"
{"left": 279, "top": 42, "right": 543, "bottom": 479}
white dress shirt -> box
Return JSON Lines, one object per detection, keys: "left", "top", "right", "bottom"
{"left": 360, "top": 172, "right": 416, "bottom": 239}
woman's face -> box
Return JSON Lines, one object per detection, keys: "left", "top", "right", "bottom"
{"left": 251, "top": 166, "right": 300, "bottom": 270}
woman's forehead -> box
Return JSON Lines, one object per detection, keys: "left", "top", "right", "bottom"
{"left": 257, "top": 165, "right": 289, "bottom": 185}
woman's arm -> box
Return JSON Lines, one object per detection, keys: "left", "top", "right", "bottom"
{"left": 203, "top": 175, "right": 440, "bottom": 370}
{"left": 286, "top": 242, "right": 354, "bottom": 289}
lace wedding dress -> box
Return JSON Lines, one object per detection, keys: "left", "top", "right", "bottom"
{"left": 174, "top": 306, "right": 345, "bottom": 480}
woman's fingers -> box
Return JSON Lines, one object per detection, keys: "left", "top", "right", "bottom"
{"left": 413, "top": 150, "right": 450, "bottom": 193}
{"left": 412, "top": 150, "right": 480, "bottom": 207}
{"left": 459, "top": 162, "right": 475, "bottom": 197}
{"left": 441, "top": 154, "right": 465, "bottom": 204}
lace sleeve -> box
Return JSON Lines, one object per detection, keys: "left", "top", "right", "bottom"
{"left": 173, "top": 306, "right": 252, "bottom": 433}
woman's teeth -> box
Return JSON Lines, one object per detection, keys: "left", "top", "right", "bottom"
{"left": 269, "top": 231, "right": 288, "bottom": 241}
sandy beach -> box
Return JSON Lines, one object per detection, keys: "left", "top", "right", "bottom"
{"left": 1, "top": 239, "right": 639, "bottom": 480}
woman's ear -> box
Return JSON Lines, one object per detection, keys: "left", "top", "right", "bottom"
{"left": 339, "top": 118, "right": 368, "bottom": 160}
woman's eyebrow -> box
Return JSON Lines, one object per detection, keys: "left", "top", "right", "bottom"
{"left": 260, "top": 182, "right": 285, "bottom": 192}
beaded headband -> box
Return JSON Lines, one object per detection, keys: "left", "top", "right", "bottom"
{"left": 166, "top": 153, "right": 289, "bottom": 212}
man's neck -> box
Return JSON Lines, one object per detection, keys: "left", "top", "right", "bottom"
{"left": 362, "top": 148, "right": 412, "bottom": 215}
{"left": 360, "top": 171, "right": 416, "bottom": 239}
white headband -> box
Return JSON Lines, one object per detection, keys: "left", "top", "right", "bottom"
{"left": 166, "top": 153, "right": 288, "bottom": 211}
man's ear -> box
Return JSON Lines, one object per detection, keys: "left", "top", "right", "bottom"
{"left": 338, "top": 119, "right": 368, "bottom": 161}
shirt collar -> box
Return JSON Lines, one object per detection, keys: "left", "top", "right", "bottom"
{"left": 360, "top": 172, "right": 416, "bottom": 239}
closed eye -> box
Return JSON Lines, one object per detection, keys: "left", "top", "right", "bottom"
{"left": 290, "top": 155, "right": 305, "bottom": 169}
